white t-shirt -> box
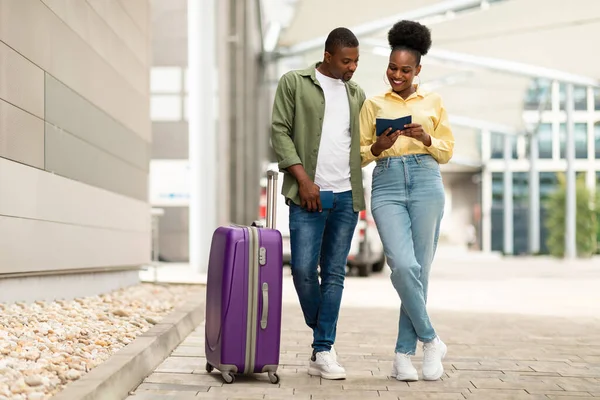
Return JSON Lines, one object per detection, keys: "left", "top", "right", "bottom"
{"left": 314, "top": 69, "right": 352, "bottom": 193}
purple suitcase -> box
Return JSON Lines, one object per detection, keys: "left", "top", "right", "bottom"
{"left": 205, "top": 171, "right": 283, "bottom": 384}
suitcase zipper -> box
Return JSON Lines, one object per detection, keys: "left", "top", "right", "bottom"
{"left": 244, "top": 226, "right": 260, "bottom": 374}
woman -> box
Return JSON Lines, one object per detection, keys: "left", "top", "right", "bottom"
{"left": 359, "top": 20, "right": 454, "bottom": 382}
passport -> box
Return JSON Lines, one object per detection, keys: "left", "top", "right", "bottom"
{"left": 320, "top": 190, "right": 334, "bottom": 209}
{"left": 375, "top": 115, "right": 412, "bottom": 136}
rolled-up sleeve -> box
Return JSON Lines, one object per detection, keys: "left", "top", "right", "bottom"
{"left": 359, "top": 99, "right": 379, "bottom": 167}
{"left": 271, "top": 74, "right": 301, "bottom": 170}
{"left": 426, "top": 98, "right": 454, "bottom": 164}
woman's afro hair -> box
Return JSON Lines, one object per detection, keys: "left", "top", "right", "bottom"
{"left": 387, "top": 20, "right": 432, "bottom": 56}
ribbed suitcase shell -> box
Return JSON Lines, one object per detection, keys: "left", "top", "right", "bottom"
{"left": 204, "top": 224, "right": 283, "bottom": 384}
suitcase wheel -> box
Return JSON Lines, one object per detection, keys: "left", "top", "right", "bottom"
{"left": 268, "top": 372, "right": 280, "bottom": 384}
{"left": 222, "top": 372, "right": 235, "bottom": 384}
{"left": 205, "top": 363, "right": 214, "bottom": 373}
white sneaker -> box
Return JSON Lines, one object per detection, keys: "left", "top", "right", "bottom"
{"left": 330, "top": 345, "right": 337, "bottom": 362}
{"left": 308, "top": 351, "right": 346, "bottom": 380}
{"left": 422, "top": 337, "right": 447, "bottom": 381}
{"left": 310, "top": 346, "right": 337, "bottom": 361}
{"left": 391, "top": 353, "right": 418, "bottom": 381}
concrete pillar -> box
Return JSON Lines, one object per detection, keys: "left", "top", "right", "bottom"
{"left": 216, "top": 0, "right": 231, "bottom": 226}
{"left": 503, "top": 134, "right": 513, "bottom": 255}
{"left": 188, "top": 0, "right": 217, "bottom": 273}
{"left": 481, "top": 168, "right": 493, "bottom": 253}
{"left": 233, "top": 0, "right": 247, "bottom": 224}
{"left": 565, "top": 83, "right": 577, "bottom": 259}
{"left": 528, "top": 132, "right": 540, "bottom": 254}
{"left": 480, "top": 129, "right": 492, "bottom": 253}
{"left": 586, "top": 86, "right": 596, "bottom": 194}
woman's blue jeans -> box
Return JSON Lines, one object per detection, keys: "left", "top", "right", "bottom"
{"left": 371, "top": 155, "right": 445, "bottom": 355}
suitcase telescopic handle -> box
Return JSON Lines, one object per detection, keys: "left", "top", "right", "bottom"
{"left": 266, "top": 170, "right": 278, "bottom": 230}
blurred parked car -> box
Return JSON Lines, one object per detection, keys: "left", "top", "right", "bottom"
{"left": 258, "top": 162, "right": 385, "bottom": 277}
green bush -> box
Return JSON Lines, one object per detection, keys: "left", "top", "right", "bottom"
{"left": 544, "top": 173, "right": 598, "bottom": 258}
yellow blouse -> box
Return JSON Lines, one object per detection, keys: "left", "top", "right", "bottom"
{"left": 359, "top": 86, "right": 455, "bottom": 167}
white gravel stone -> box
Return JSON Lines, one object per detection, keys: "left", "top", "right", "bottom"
{"left": 24, "top": 376, "right": 43, "bottom": 387}
{"left": 0, "top": 283, "right": 201, "bottom": 398}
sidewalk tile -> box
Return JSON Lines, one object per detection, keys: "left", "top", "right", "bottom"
{"left": 155, "top": 357, "right": 206, "bottom": 373}
{"left": 144, "top": 372, "right": 222, "bottom": 385}
{"left": 135, "top": 383, "right": 210, "bottom": 392}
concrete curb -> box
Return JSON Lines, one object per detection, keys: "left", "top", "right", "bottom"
{"left": 52, "top": 295, "right": 206, "bottom": 400}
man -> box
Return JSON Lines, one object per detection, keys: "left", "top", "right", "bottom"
{"left": 270, "top": 27, "right": 366, "bottom": 380}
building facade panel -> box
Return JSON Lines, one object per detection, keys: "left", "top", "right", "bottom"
{"left": 0, "top": 0, "right": 152, "bottom": 284}
{"left": 0, "top": 0, "right": 151, "bottom": 141}
{"left": 45, "top": 74, "right": 150, "bottom": 171}
{"left": 44, "top": 123, "right": 148, "bottom": 201}
{"left": 0, "top": 216, "right": 149, "bottom": 275}
{"left": 0, "top": 100, "right": 45, "bottom": 168}
{"left": 0, "top": 42, "right": 44, "bottom": 118}
{"left": 41, "top": 0, "right": 148, "bottom": 95}
{"left": 86, "top": 0, "right": 149, "bottom": 65}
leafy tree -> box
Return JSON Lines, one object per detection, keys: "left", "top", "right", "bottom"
{"left": 544, "top": 173, "right": 597, "bottom": 258}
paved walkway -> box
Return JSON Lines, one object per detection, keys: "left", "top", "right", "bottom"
{"left": 127, "top": 257, "right": 600, "bottom": 400}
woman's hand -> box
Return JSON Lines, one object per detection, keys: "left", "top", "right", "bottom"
{"left": 371, "top": 128, "right": 401, "bottom": 157}
{"left": 401, "top": 123, "right": 432, "bottom": 146}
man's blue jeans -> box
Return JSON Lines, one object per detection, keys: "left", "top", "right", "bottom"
{"left": 371, "top": 155, "right": 445, "bottom": 355}
{"left": 289, "top": 190, "right": 358, "bottom": 353}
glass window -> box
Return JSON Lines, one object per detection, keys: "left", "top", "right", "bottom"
{"left": 524, "top": 123, "right": 535, "bottom": 158}
{"left": 540, "top": 172, "right": 558, "bottom": 201}
{"left": 492, "top": 172, "right": 503, "bottom": 205}
{"left": 486, "top": 152, "right": 533, "bottom": 252}
{"left": 492, "top": 173, "right": 529, "bottom": 206}
{"left": 559, "top": 84, "right": 588, "bottom": 111}
{"left": 595, "top": 121, "right": 600, "bottom": 159}
{"left": 491, "top": 133, "right": 503, "bottom": 159}
{"left": 490, "top": 133, "right": 517, "bottom": 159}
{"left": 151, "top": 67, "right": 182, "bottom": 93}
{"left": 491, "top": 172, "right": 506, "bottom": 253}
{"left": 512, "top": 172, "right": 529, "bottom": 255}
{"left": 594, "top": 88, "right": 600, "bottom": 111}
{"left": 513, "top": 172, "right": 528, "bottom": 206}
{"left": 151, "top": 95, "right": 182, "bottom": 121}
{"left": 539, "top": 172, "right": 559, "bottom": 256}
{"left": 537, "top": 123, "right": 553, "bottom": 159}
{"left": 524, "top": 78, "right": 551, "bottom": 110}
{"left": 559, "top": 123, "right": 588, "bottom": 159}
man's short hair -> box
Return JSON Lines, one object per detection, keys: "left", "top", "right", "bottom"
{"left": 325, "top": 27, "right": 359, "bottom": 54}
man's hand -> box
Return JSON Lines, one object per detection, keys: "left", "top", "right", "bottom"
{"left": 371, "top": 128, "right": 401, "bottom": 157}
{"left": 401, "top": 123, "right": 432, "bottom": 147}
{"left": 298, "top": 178, "right": 322, "bottom": 212}
{"left": 287, "top": 164, "right": 322, "bottom": 212}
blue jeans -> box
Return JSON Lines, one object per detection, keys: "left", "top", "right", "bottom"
{"left": 288, "top": 190, "right": 358, "bottom": 353}
{"left": 371, "top": 155, "right": 445, "bottom": 355}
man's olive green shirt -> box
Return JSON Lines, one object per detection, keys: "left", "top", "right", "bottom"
{"left": 270, "top": 63, "right": 366, "bottom": 212}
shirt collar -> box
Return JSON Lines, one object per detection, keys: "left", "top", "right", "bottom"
{"left": 386, "top": 84, "right": 425, "bottom": 101}
{"left": 299, "top": 62, "right": 356, "bottom": 96}
{"left": 299, "top": 62, "right": 320, "bottom": 78}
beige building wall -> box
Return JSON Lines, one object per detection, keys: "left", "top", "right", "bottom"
{"left": 0, "top": 0, "right": 152, "bottom": 285}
